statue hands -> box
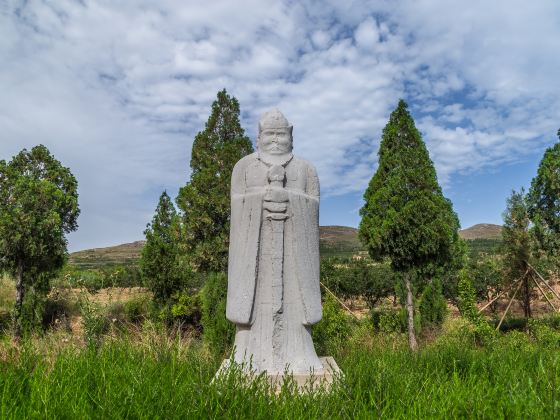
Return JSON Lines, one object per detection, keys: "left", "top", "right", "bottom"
{"left": 264, "top": 186, "right": 288, "bottom": 214}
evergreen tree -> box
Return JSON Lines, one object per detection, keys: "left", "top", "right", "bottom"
{"left": 140, "top": 191, "right": 183, "bottom": 304}
{"left": 419, "top": 278, "right": 447, "bottom": 328}
{"left": 176, "top": 89, "right": 253, "bottom": 273}
{"left": 359, "top": 100, "right": 460, "bottom": 350}
{"left": 527, "top": 131, "right": 560, "bottom": 256}
{"left": 502, "top": 189, "right": 532, "bottom": 318}
{"left": 0, "top": 145, "right": 79, "bottom": 338}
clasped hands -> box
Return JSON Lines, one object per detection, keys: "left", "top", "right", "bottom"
{"left": 264, "top": 186, "right": 288, "bottom": 214}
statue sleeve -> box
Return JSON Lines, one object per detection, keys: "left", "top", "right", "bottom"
{"left": 226, "top": 158, "right": 263, "bottom": 325}
{"left": 289, "top": 162, "right": 322, "bottom": 325}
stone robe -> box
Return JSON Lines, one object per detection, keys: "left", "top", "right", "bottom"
{"left": 226, "top": 152, "right": 323, "bottom": 374}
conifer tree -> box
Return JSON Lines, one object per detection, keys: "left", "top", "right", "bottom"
{"left": 140, "top": 191, "right": 182, "bottom": 304}
{"left": 0, "top": 145, "right": 79, "bottom": 338}
{"left": 359, "top": 100, "right": 460, "bottom": 350}
{"left": 176, "top": 89, "right": 253, "bottom": 273}
{"left": 502, "top": 189, "right": 532, "bottom": 318}
{"left": 527, "top": 130, "right": 560, "bottom": 256}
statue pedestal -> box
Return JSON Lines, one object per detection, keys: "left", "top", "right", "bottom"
{"left": 215, "top": 356, "right": 342, "bottom": 393}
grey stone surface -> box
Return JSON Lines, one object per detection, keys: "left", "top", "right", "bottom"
{"left": 216, "top": 356, "right": 343, "bottom": 393}
{"left": 226, "top": 109, "right": 325, "bottom": 375}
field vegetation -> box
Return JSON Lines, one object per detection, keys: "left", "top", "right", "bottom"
{"left": 1, "top": 93, "right": 559, "bottom": 418}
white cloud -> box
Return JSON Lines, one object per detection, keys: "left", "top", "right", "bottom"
{"left": 1, "top": 0, "right": 559, "bottom": 250}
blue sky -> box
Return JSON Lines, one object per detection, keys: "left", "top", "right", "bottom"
{"left": 1, "top": 0, "right": 559, "bottom": 251}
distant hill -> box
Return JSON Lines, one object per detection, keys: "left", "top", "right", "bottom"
{"left": 459, "top": 224, "right": 502, "bottom": 240}
{"left": 69, "top": 241, "right": 145, "bottom": 268}
{"left": 70, "top": 223, "right": 504, "bottom": 268}
{"left": 70, "top": 226, "right": 363, "bottom": 267}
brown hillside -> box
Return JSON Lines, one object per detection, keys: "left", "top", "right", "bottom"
{"left": 459, "top": 224, "right": 502, "bottom": 240}
{"left": 70, "top": 226, "right": 363, "bottom": 267}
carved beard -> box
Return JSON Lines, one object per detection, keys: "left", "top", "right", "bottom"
{"left": 257, "top": 139, "right": 293, "bottom": 167}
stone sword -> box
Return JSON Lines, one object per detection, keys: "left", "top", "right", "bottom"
{"left": 266, "top": 165, "right": 289, "bottom": 317}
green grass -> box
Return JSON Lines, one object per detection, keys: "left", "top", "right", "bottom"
{"left": 1, "top": 322, "right": 560, "bottom": 419}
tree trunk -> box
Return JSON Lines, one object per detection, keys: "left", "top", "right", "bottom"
{"left": 13, "top": 260, "right": 24, "bottom": 340}
{"left": 405, "top": 275, "right": 418, "bottom": 351}
{"left": 523, "top": 274, "right": 532, "bottom": 318}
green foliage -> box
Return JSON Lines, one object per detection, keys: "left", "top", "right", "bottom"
{"left": 469, "top": 254, "right": 503, "bottom": 303}
{"left": 170, "top": 290, "right": 202, "bottom": 327}
{"left": 359, "top": 100, "right": 460, "bottom": 273}
{"left": 371, "top": 308, "right": 406, "bottom": 333}
{"left": 123, "top": 295, "right": 151, "bottom": 324}
{"left": 0, "top": 145, "right": 79, "bottom": 337}
{"left": 502, "top": 189, "right": 531, "bottom": 278}
{"left": 466, "top": 238, "right": 502, "bottom": 259}
{"left": 528, "top": 135, "right": 560, "bottom": 256}
{"left": 3, "top": 327, "right": 560, "bottom": 417}
{"left": 419, "top": 279, "right": 447, "bottom": 328}
{"left": 141, "top": 191, "right": 184, "bottom": 304}
{"left": 200, "top": 272, "right": 235, "bottom": 356}
{"left": 321, "top": 257, "right": 394, "bottom": 308}
{"left": 176, "top": 90, "right": 254, "bottom": 273}
{"left": 312, "top": 293, "right": 353, "bottom": 356}
{"left": 457, "top": 270, "right": 481, "bottom": 323}
{"left": 502, "top": 189, "right": 533, "bottom": 317}
{"left": 54, "top": 264, "right": 143, "bottom": 292}
{"left": 79, "top": 297, "right": 110, "bottom": 349}
{"left": 359, "top": 100, "right": 460, "bottom": 349}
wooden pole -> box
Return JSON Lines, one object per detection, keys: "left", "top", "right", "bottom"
{"left": 496, "top": 279, "right": 523, "bottom": 331}
{"left": 320, "top": 282, "right": 359, "bottom": 320}
{"left": 478, "top": 277, "right": 520, "bottom": 313}
{"left": 526, "top": 261, "right": 560, "bottom": 300}
{"left": 530, "top": 272, "right": 558, "bottom": 312}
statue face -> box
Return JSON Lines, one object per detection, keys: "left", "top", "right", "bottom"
{"left": 259, "top": 128, "right": 292, "bottom": 155}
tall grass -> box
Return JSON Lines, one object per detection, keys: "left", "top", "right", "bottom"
{"left": 1, "top": 321, "right": 559, "bottom": 419}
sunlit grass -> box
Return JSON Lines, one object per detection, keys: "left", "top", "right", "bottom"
{"left": 0, "top": 320, "right": 559, "bottom": 419}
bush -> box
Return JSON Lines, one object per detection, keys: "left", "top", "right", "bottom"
{"left": 170, "top": 290, "right": 202, "bottom": 329}
{"left": 419, "top": 279, "right": 447, "bottom": 329}
{"left": 41, "top": 289, "right": 76, "bottom": 331}
{"left": 312, "top": 293, "right": 353, "bottom": 356}
{"left": 79, "top": 297, "right": 110, "bottom": 348}
{"left": 124, "top": 295, "right": 151, "bottom": 324}
{"left": 201, "top": 272, "right": 235, "bottom": 356}
{"left": 371, "top": 308, "right": 406, "bottom": 333}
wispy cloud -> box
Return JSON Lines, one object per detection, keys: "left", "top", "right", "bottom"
{"left": 1, "top": 0, "right": 558, "bottom": 250}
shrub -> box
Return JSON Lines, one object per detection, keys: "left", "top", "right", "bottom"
{"left": 79, "top": 297, "right": 110, "bottom": 348}
{"left": 457, "top": 270, "right": 480, "bottom": 323}
{"left": 419, "top": 279, "right": 447, "bottom": 329}
{"left": 201, "top": 272, "right": 235, "bottom": 356}
{"left": 41, "top": 289, "right": 75, "bottom": 331}
{"left": 170, "top": 290, "right": 202, "bottom": 329}
{"left": 124, "top": 295, "right": 151, "bottom": 324}
{"left": 312, "top": 293, "right": 353, "bottom": 356}
{"left": 371, "top": 308, "right": 406, "bottom": 333}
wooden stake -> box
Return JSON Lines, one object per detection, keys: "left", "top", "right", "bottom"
{"left": 530, "top": 272, "right": 558, "bottom": 312}
{"left": 320, "top": 282, "right": 359, "bottom": 320}
{"left": 496, "top": 279, "right": 523, "bottom": 331}
{"left": 478, "top": 277, "right": 520, "bottom": 313}
{"left": 526, "top": 261, "right": 560, "bottom": 301}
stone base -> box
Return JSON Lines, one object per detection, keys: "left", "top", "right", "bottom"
{"left": 214, "top": 356, "right": 342, "bottom": 393}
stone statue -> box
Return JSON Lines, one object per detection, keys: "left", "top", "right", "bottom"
{"left": 226, "top": 109, "right": 324, "bottom": 375}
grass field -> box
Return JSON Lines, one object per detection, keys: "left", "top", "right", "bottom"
{"left": 1, "top": 317, "right": 560, "bottom": 419}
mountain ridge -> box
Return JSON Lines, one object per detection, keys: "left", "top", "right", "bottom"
{"left": 70, "top": 223, "right": 502, "bottom": 267}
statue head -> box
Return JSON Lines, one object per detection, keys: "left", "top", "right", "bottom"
{"left": 257, "top": 109, "right": 293, "bottom": 164}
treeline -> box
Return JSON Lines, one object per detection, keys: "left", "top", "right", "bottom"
{"left": 1, "top": 89, "right": 559, "bottom": 356}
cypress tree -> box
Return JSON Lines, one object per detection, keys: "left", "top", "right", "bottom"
{"left": 502, "top": 189, "right": 532, "bottom": 318}
{"left": 527, "top": 131, "right": 560, "bottom": 256}
{"left": 0, "top": 145, "right": 80, "bottom": 339}
{"left": 140, "top": 191, "right": 182, "bottom": 304}
{"left": 359, "top": 100, "right": 460, "bottom": 350}
{"left": 176, "top": 89, "right": 253, "bottom": 273}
